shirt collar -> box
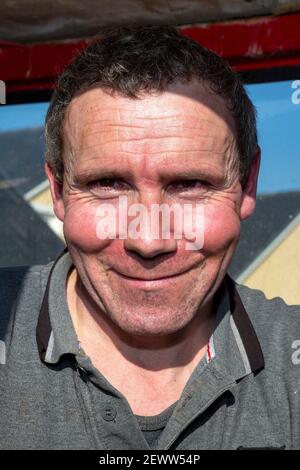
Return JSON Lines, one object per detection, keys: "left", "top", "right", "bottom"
{"left": 205, "top": 276, "right": 265, "bottom": 384}
{"left": 36, "top": 249, "right": 264, "bottom": 376}
{"left": 36, "top": 247, "right": 80, "bottom": 364}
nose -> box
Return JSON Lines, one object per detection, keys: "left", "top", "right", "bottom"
{"left": 123, "top": 191, "right": 178, "bottom": 259}
{"left": 124, "top": 233, "right": 177, "bottom": 259}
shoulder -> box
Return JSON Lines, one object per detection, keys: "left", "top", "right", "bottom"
{"left": 0, "top": 262, "right": 53, "bottom": 336}
{"left": 234, "top": 281, "right": 300, "bottom": 372}
{"left": 235, "top": 281, "right": 300, "bottom": 329}
{"left": 0, "top": 262, "right": 52, "bottom": 299}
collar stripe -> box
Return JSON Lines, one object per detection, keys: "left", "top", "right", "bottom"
{"left": 36, "top": 247, "right": 68, "bottom": 362}
{"left": 230, "top": 315, "right": 252, "bottom": 375}
{"left": 226, "top": 275, "right": 265, "bottom": 373}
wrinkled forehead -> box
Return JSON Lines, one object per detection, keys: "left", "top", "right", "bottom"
{"left": 62, "top": 82, "right": 238, "bottom": 175}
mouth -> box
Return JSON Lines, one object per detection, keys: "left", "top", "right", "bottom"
{"left": 111, "top": 269, "right": 188, "bottom": 289}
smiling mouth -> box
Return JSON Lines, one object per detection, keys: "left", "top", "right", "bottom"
{"left": 111, "top": 269, "right": 189, "bottom": 288}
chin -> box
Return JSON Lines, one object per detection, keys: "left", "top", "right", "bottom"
{"left": 106, "top": 304, "right": 197, "bottom": 337}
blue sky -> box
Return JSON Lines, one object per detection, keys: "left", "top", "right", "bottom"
{"left": 0, "top": 80, "right": 299, "bottom": 195}
{"left": 246, "top": 80, "right": 300, "bottom": 194}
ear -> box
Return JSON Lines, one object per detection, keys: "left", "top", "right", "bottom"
{"left": 45, "top": 162, "right": 65, "bottom": 221}
{"left": 239, "top": 147, "right": 261, "bottom": 220}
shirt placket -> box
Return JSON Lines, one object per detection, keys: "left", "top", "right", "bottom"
{"left": 74, "top": 355, "right": 151, "bottom": 450}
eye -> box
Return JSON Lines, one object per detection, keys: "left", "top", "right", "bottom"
{"left": 167, "top": 179, "right": 208, "bottom": 193}
{"left": 87, "top": 178, "right": 129, "bottom": 191}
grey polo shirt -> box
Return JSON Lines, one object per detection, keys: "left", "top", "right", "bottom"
{"left": 0, "top": 249, "right": 299, "bottom": 449}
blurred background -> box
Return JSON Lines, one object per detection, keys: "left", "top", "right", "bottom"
{"left": 0, "top": 0, "right": 299, "bottom": 304}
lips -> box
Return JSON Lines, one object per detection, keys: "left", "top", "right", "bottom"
{"left": 108, "top": 256, "right": 204, "bottom": 282}
{"left": 111, "top": 270, "right": 186, "bottom": 290}
{"left": 112, "top": 269, "right": 187, "bottom": 282}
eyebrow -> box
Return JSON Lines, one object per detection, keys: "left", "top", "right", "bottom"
{"left": 73, "top": 167, "right": 226, "bottom": 188}
{"left": 166, "top": 169, "right": 224, "bottom": 181}
{"left": 72, "top": 169, "right": 132, "bottom": 185}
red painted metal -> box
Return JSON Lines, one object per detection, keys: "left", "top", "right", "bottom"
{"left": 181, "top": 13, "right": 300, "bottom": 67}
{"left": 1, "top": 12, "right": 300, "bottom": 95}
{"left": 0, "top": 40, "right": 89, "bottom": 93}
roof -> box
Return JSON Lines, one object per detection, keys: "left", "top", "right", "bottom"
{"left": 0, "top": 127, "right": 64, "bottom": 267}
{"left": 0, "top": 128, "right": 45, "bottom": 196}
{"left": 0, "top": 185, "right": 64, "bottom": 267}
{"left": 229, "top": 191, "right": 300, "bottom": 278}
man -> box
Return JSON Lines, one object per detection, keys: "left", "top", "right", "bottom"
{"left": 0, "top": 25, "right": 299, "bottom": 450}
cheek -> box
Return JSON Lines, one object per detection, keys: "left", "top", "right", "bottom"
{"left": 202, "top": 204, "right": 240, "bottom": 254}
{"left": 63, "top": 202, "right": 111, "bottom": 253}
{"left": 63, "top": 198, "right": 241, "bottom": 256}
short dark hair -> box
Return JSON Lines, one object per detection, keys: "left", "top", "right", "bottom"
{"left": 45, "top": 25, "right": 258, "bottom": 186}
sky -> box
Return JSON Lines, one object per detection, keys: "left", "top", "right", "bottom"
{"left": 0, "top": 80, "right": 299, "bottom": 195}
{"left": 246, "top": 80, "right": 300, "bottom": 194}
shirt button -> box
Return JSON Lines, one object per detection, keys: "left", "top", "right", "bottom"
{"left": 102, "top": 405, "right": 117, "bottom": 421}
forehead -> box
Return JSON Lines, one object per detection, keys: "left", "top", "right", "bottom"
{"left": 63, "top": 82, "right": 237, "bottom": 175}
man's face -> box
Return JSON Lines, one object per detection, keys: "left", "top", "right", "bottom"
{"left": 48, "top": 82, "right": 259, "bottom": 336}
